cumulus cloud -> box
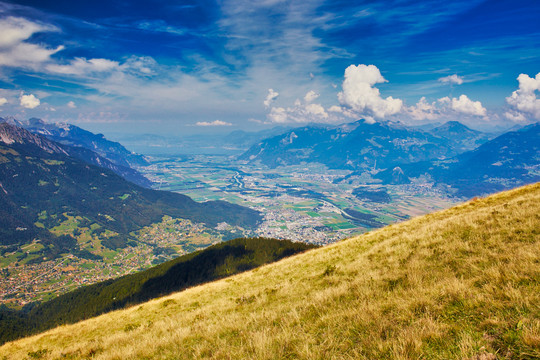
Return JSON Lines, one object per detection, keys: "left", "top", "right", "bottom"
{"left": 0, "top": 16, "right": 63, "bottom": 69}
{"left": 268, "top": 107, "right": 288, "bottom": 123}
{"left": 407, "top": 97, "right": 440, "bottom": 121}
{"left": 0, "top": 97, "right": 7, "bottom": 106}
{"left": 405, "top": 94, "right": 488, "bottom": 122}
{"left": 450, "top": 94, "right": 487, "bottom": 116}
{"left": 267, "top": 90, "right": 335, "bottom": 124}
{"left": 263, "top": 88, "right": 279, "bottom": 108}
{"left": 438, "top": 74, "right": 464, "bottom": 85}
{"left": 195, "top": 120, "right": 232, "bottom": 126}
{"left": 304, "top": 90, "right": 319, "bottom": 103}
{"left": 337, "top": 64, "right": 402, "bottom": 119}
{"left": 505, "top": 72, "right": 540, "bottom": 122}
{"left": 67, "top": 101, "right": 76, "bottom": 109}
{"left": 20, "top": 93, "right": 40, "bottom": 109}
{"left": 327, "top": 105, "right": 356, "bottom": 118}
{"left": 504, "top": 111, "right": 527, "bottom": 123}
{"left": 305, "top": 103, "right": 328, "bottom": 118}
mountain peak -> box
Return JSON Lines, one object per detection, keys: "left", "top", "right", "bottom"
{"left": 434, "top": 121, "right": 479, "bottom": 134}
{"left": 0, "top": 116, "right": 25, "bottom": 127}
{"left": 28, "top": 117, "right": 46, "bottom": 126}
{"left": 0, "top": 122, "right": 68, "bottom": 155}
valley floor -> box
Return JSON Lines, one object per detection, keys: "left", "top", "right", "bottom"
{"left": 142, "top": 155, "right": 456, "bottom": 244}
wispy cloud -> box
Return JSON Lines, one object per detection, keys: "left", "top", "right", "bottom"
{"left": 195, "top": 120, "right": 233, "bottom": 126}
{"left": 0, "top": 16, "right": 63, "bottom": 70}
{"left": 134, "top": 20, "right": 187, "bottom": 36}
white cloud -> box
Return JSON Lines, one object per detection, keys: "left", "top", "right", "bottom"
{"left": 328, "top": 105, "right": 342, "bottom": 112}
{"left": 407, "top": 97, "right": 440, "bottom": 121}
{"left": 327, "top": 105, "right": 356, "bottom": 118}
{"left": 305, "top": 103, "right": 328, "bottom": 118}
{"left": 304, "top": 90, "right": 319, "bottom": 103}
{"left": 0, "top": 16, "right": 63, "bottom": 69}
{"left": 268, "top": 107, "right": 288, "bottom": 123}
{"left": 438, "top": 74, "right": 464, "bottom": 85}
{"left": 266, "top": 91, "right": 336, "bottom": 124}
{"left": 505, "top": 72, "right": 540, "bottom": 122}
{"left": 195, "top": 120, "right": 232, "bottom": 126}
{"left": 121, "top": 56, "right": 157, "bottom": 76}
{"left": 67, "top": 101, "right": 76, "bottom": 109}
{"left": 504, "top": 111, "right": 527, "bottom": 123}
{"left": 135, "top": 20, "right": 186, "bottom": 36}
{"left": 337, "top": 64, "right": 402, "bottom": 119}
{"left": 451, "top": 94, "right": 486, "bottom": 116}
{"left": 263, "top": 88, "right": 279, "bottom": 108}
{"left": 0, "top": 97, "right": 7, "bottom": 106}
{"left": 438, "top": 96, "right": 451, "bottom": 104}
{"left": 404, "top": 94, "right": 489, "bottom": 123}
{"left": 46, "top": 58, "right": 119, "bottom": 76}
{"left": 20, "top": 93, "right": 40, "bottom": 109}
{"left": 0, "top": 16, "right": 56, "bottom": 47}
{"left": 451, "top": 95, "right": 487, "bottom": 116}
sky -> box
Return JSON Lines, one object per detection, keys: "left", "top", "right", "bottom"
{"left": 0, "top": 0, "right": 539, "bottom": 135}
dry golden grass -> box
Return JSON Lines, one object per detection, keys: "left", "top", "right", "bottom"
{"left": 2, "top": 183, "right": 539, "bottom": 359}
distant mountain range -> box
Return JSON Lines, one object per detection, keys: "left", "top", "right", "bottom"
{"left": 240, "top": 119, "right": 539, "bottom": 197}
{"left": 110, "top": 126, "right": 291, "bottom": 155}
{"left": 0, "top": 117, "right": 151, "bottom": 187}
{"left": 376, "top": 123, "right": 540, "bottom": 197}
{"left": 0, "top": 123, "right": 261, "bottom": 259}
{"left": 239, "top": 120, "right": 491, "bottom": 170}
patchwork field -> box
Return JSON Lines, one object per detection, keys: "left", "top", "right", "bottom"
{"left": 142, "top": 155, "right": 456, "bottom": 244}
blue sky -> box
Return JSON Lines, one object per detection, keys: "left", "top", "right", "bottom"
{"left": 0, "top": 0, "right": 538, "bottom": 135}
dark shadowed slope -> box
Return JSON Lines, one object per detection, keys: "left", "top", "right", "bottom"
{"left": 0, "top": 237, "right": 316, "bottom": 344}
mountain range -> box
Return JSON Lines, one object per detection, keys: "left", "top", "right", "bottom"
{"left": 376, "top": 123, "right": 540, "bottom": 196}
{"left": 0, "top": 123, "right": 261, "bottom": 260}
{"left": 239, "top": 119, "right": 491, "bottom": 170}
{"left": 110, "top": 126, "right": 291, "bottom": 155}
{"left": 241, "top": 119, "right": 539, "bottom": 197}
{"left": 0, "top": 117, "right": 151, "bottom": 187}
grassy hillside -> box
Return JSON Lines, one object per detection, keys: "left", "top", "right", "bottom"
{"left": 0, "top": 237, "right": 316, "bottom": 344}
{"left": 1, "top": 183, "right": 539, "bottom": 359}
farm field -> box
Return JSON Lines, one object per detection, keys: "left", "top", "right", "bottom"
{"left": 142, "top": 155, "right": 456, "bottom": 245}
